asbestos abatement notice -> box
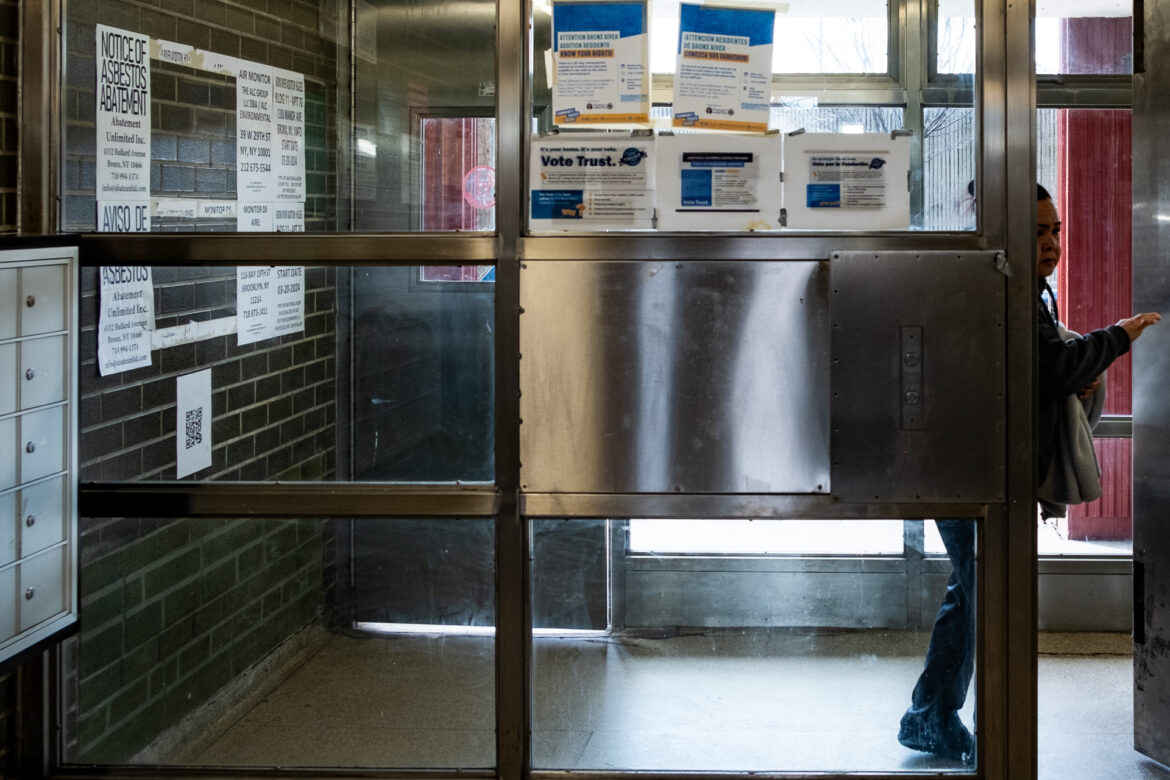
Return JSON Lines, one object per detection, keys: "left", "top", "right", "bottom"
{"left": 96, "top": 25, "right": 151, "bottom": 201}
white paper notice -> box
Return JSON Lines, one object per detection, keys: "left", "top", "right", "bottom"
{"left": 98, "top": 266, "right": 155, "bottom": 376}
{"left": 237, "top": 63, "right": 276, "bottom": 201}
{"left": 199, "top": 200, "right": 237, "bottom": 220}
{"left": 552, "top": 0, "right": 649, "bottom": 126}
{"left": 530, "top": 135, "right": 655, "bottom": 230}
{"left": 97, "top": 201, "right": 150, "bottom": 232}
{"left": 237, "top": 202, "right": 274, "bottom": 231}
{"left": 237, "top": 267, "right": 306, "bottom": 346}
{"left": 176, "top": 369, "right": 212, "bottom": 479}
{"left": 96, "top": 25, "right": 151, "bottom": 200}
{"left": 272, "top": 68, "right": 306, "bottom": 201}
{"left": 783, "top": 132, "right": 912, "bottom": 229}
{"left": 672, "top": 4, "right": 774, "bottom": 133}
{"left": 655, "top": 134, "right": 781, "bottom": 231}
{"left": 274, "top": 203, "right": 305, "bottom": 232}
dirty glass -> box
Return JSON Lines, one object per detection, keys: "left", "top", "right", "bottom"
{"left": 64, "top": 0, "right": 497, "bottom": 232}
{"left": 532, "top": 517, "right": 980, "bottom": 773}
{"left": 64, "top": 515, "right": 495, "bottom": 768}
{"left": 79, "top": 265, "right": 493, "bottom": 483}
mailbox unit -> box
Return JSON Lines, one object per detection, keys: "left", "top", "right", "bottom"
{"left": 0, "top": 247, "right": 78, "bottom": 664}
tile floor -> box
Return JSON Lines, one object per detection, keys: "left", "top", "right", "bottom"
{"left": 161, "top": 629, "right": 1170, "bottom": 778}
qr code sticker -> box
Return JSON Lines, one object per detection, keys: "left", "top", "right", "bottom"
{"left": 185, "top": 408, "right": 203, "bottom": 450}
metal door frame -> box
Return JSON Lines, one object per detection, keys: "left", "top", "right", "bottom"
{"left": 13, "top": 0, "right": 1040, "bottom": 778}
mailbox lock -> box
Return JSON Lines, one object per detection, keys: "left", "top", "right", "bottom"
{"left": 25, "top": 515, "right": 35, "bottom": 528}
{"left": 25, "top": 441, "right": 35, "bottom": 454}
{"left": 25, "top": 295, "right": 35, "bottom": 308}
{"left": 903, "top": 352, "right": 920, "bottom": 368}
{"left": 24, "top": 588, "right": 34, "bottom": 601}
{"left": 903, "top": 390, "right": 921, "bottom": 406}
{"left": 25, "top": 368, "right": 35, "bottom": 381}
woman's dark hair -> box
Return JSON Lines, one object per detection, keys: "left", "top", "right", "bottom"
{"left": 1037, "top": 183, "right": 1052, "bottom": 201}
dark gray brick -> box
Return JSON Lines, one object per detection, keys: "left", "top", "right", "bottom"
{"left": 177, "top": 136, "right": 210, "bottom": 164}
{"left": 195, "top": 167, "right": 228, "bottom": 192}
{"left": 151, "top": 134, "right": 178, "bottom": 162}
{"left": 160, "top": 165, "right": 196, "bottom": 192}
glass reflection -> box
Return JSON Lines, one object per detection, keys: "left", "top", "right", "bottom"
{"left": 78, "top": 266, "right": 494, "bottom": 483}
{"left": 66, "top": 516, "right": 495, "bottom": 768}
{"left": 532, "top": 517, "right": 978, "bottom": 773}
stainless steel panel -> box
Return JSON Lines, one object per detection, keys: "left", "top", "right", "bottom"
{"left": 1133, "top": 0, "right": 1170, "bottom": 761}
{"left": 520, "top": 261, "right": 831, "bottom": 494}
{"left": 19, "top": 407, "right": 64, "bottom": 484}
{"left": 19, "top": 477, "right": 65, "bottom": 557}
{"left": 20, "top": 265, "right": 66, "bottom": 336}
{"left": 18, "top": 547, "right": 65, "bottom": 632}
{"left": 0, "top": 492, "right": 14, "bottom": 567}
{"left": 0, "top": 269, "right": 15, "bottom": 339}
{"left": 0, "top": 419, "right": 14, "bottom": 492}
{"left": 0, "top": 344, "right": 14, "bottom": 416}
{"left": 830, "top": 251, "right": 1006, "bottom": 503}
{"left": 19, "top": 335, "right": 65, "bottom": 410}
{"left": 522, "top": 492, "right": 986, "bottom": 520}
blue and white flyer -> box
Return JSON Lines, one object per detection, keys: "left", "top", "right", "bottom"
{"left": 782, "top": 132, "right": 911, "bottom": 229}
{"left": 552, "top": 0, "right": 650, "bottom": 126}
{"left": 672, "top": 3, "right": 775, "bottom": 133}
{"left": 655, "top": 133, "right": 781, "bottom": 230}
{"left": 530, "top": 135, "right": 655, "bottom": 230}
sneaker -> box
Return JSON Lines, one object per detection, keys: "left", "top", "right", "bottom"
{"left": 898, "top": 709, "right": 975, "bottom": 764}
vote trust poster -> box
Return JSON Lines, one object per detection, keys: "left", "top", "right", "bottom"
{"left": 530, "top": 135, "right": 655, "bottom": 230}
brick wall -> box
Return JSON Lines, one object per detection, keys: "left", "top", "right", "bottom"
{"left": 63, "top": 0, "right": 338, "bottom": 232}
{"left": 66, "top": 264, "right": 339, "bottom": 761}
{"left": 0, "top": 0, "right": 17, "bottom": 234}
{"left": 0, "top": 2, "right": 18, "bottom": 774}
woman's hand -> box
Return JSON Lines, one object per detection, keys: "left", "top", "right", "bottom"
{"left": 1118, "top": 312, "right": 1162, "bottom": 342}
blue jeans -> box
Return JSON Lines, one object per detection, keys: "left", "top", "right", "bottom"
{"left": 907, "top": 519, "right": 976, "bottom": 719}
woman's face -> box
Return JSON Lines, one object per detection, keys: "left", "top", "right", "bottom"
{"left": 1037, "top": 197, "right": 1062, "bottom": 279}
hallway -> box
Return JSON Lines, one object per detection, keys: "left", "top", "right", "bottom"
{"left": 149, "top": 629, "right": 1170, "bottom": 777}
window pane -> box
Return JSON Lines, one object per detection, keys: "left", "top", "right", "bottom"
{"left": 533, "top": 517, "right": 979, "bottom": 772}
{"left": 923, "top": 107, "right": 976, "bottom": 230}
{"left": 80, "top": 266, "right": 494, "bottom": 482}
{"left": 1035, "top": 1, "right": 1133, "bottom": 74}
{"left": 65, "top": 0, "right": 496, "bottom": 233}
{"left": 936, "top": 1, "right": 976, "bottom": 76}
{"left": 64, "top": 516, "right": 495, "bottom": 768}
{"left": 1035, "top": 107, "right": 1133, "bottom": 554}
{"left": 641, "top": 0, "right": 889, "bottom": 75}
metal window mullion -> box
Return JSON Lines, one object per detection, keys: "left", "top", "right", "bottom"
{"left": 76, "top": 234, "right": 497, "bottom": 265}
{"left": 76, "top": 484, "right": 500, "bottom": 518}
{"left": 494, "top": 0, "right": 527, "bottom": 774}
{"left": 902, "top": 0, "right": 927, "bottom": 226}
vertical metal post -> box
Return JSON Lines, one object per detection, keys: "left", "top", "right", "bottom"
{"left": 19, "top": 0, "right": 60, "bottom": 234}
{"left": 976, "top": 0, "right": 1038, "bottom": 777}
{"left": 495, "top": 0, "right": 528, "bottom": 773}
{"left": 1004, "top": 0, "right": 1040, "bottom": 776}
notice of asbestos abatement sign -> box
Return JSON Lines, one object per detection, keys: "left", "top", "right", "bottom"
{"left": 98, "top": 266, "right": 155, "bottom": 376}
{"left": 96, "top": 25, "right": 151, "bottom": 202}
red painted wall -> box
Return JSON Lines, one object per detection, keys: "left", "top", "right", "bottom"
{"left": 1056, "top": 18, "right": 1134, "bottom": 540}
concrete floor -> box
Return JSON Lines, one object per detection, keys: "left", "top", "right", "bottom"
{"left": 160, "top": 630, "right": 1170, "bottom": 777}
